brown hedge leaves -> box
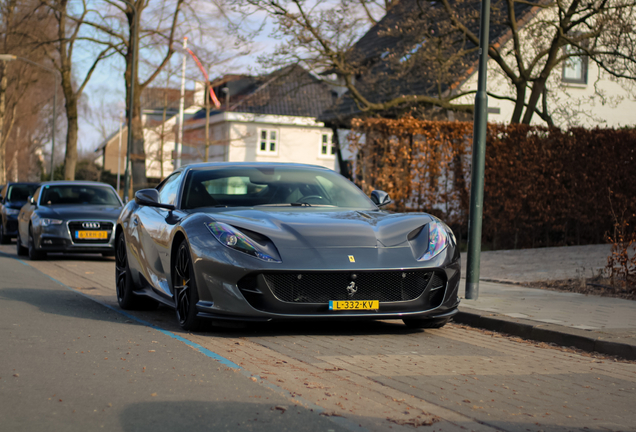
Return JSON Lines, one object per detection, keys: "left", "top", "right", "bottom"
{"left": 348, "top": 118, "right": 636, "bottom": 250}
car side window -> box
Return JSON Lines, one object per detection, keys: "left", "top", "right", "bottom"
{"left": 158, "top": 173, "right": 182, "bottom": 206}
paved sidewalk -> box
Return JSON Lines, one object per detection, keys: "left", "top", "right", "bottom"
{"left": 456, "top": 245, "right": 636, "bottom": 359}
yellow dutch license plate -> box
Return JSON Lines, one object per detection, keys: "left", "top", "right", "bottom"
{"left": 76, "top": 230, "right": 108, "bottom": 239}
{"left": 329, "top": 300, "right": 379, "bottom": 311}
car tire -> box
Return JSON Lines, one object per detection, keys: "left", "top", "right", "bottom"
{"left": 402, "top": 317, "right": 450, "bottom": 329}
{"left": 28, "top": 225, "right": 45, "bottom": 260}
{"left": 0, "top": 222, "right": 9, "bottom": 244}
{"left": 173, "top": 239, "right": 202, "bottom": 332}
{"left": 16, "top": 231, "right": 28, "bottom": 256}
{"left": 115, "top": 233, "right": 158, "bottom": 310}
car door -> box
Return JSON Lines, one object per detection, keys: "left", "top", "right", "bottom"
{"left": 134, "top": 172, "right": 184, "bottom": 298}
{"left": 17, "top": 186, "right": 40, "bottom": 243}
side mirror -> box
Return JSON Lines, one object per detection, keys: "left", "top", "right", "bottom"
{"left": 28, "top": 196, "right": 35, "bottom": 205}
{"left": 370, "top": 190, "right": 392, "bottom": 207}
{"left": 135, "top": 188, "right": 175, "bottom": 211}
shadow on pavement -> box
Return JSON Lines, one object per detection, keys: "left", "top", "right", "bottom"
{"left": 119, "top": 400, "right": 348, "bottom": 432}
{"left": 0, "top": 287, "right": 144, "bottom": 328}
{"left": 195, "top": 318, "right": 431, "bottom": 339}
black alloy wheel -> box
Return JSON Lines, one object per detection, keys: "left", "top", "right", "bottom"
{"left": 0, "top": 221, "right": 8, "bottom": 244}
{"left": 115, "top": 233, "right": 157, "bottom": 310}
{"left": 173, "top": 240, "right": 201, "bottom": 331}
{"left": 28, "top": 225, "right": 45, "bottom": 260}
{"left": 402, "top": 317, "right": 450, "bottom": 329}
{"left": 16, "top": 231, "right": 27, "bottom": 256}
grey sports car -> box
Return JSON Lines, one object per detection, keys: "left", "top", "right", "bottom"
{"left": 116, "top": 163, "right": 460, "bottom": 331}
{"left": 17, "top": 181, "right": 123, "bottom": 260}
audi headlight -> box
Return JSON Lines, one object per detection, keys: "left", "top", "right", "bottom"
{"left": 418, "top": 221, "right": 449, "bottom": 261}
{"left": 40, "top": 219, "right": 64, "bottom": 227}
{"left": 206, "top": 222, "right": 281, "bottom": 263}
{"left": 5, "top": 208, "right": 20, "bottom": 215}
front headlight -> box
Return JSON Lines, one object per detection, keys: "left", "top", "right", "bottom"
{"left": 40, "top": 219, "right": 64, "bottom": 227}
{"left": 205, "top": 222, "right": 281, "bottom": 263}
{"left": 5, "top": 208, "right": 20, "bottom": 215}
{"left": 418, "top": 221, "right": 449, "bottom": 261}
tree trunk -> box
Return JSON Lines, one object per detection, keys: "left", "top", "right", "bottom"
{"left": 130, "top": 83, "right": 146, "bottom": 189}
{"left": 521, "top": 78, "right": 546, "bottom": 124}
{"left": 125, "top": 5, "right": 147, "bottom": 191}
{"left": 63, "top": 100, "right": 78, "bottom": 180}
{"left": 510, "top": 82, "right": 526, "bottom": 124}
{"left": 0, "top": 64, "right": 7, "bottom": 185}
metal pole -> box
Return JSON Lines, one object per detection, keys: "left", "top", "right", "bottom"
{"left": 117, "top": 112, "right": 122, "bottom": 195}
{"left": 465, "top": 0, "right": 491, "bottom": 300}
{"left": 176, "top": 37, "right": 187, "bottom": 168}
{"left": 122, "top": 0, "right": 137, "bottom": 203}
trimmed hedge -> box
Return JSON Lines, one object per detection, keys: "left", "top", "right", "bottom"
{"left": 349, "top": 118, "right": 636, "bottom": 249}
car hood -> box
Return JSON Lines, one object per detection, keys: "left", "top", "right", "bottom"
{"left": 205, "top": 207, "right": 433, "bottom": 248}
{"left": 37, "top": 205, "right": 123, "bottom": 221}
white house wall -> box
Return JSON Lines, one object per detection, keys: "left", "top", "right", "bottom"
{"left": 227, "top": 121, "right": 337, "bottom": 170}
{"left": 455, "top": 6, "right": 636, "bottom": 128}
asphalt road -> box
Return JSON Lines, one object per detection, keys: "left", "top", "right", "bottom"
{"left": 1, "top": 245, "right": 635, "bottom": 432}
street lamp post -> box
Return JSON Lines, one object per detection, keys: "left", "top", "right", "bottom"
{"left": 465, "top": 0, "right": 492, "bottom": 300}
{"left": 0, "top": 54, "right": 58, "bottom": 181}
{"left": 120, "top": 0, "right": 138, "bottom": 203}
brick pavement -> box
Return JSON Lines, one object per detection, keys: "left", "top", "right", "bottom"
{"left": 3, "top": 245, "right": 636, "bottom": 431}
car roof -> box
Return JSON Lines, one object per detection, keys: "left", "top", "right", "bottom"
{"left": 182, "top": 162, "right": 334, "bottom": 172}
{"left": 5, "top": 182, "right": 40, "bottom": 186}
{"left": 38, "top": 181, "right": 115, "bottom": 188}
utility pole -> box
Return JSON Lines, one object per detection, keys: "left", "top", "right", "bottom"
{"left": 465, "top": 0, "right": 492, "bottom": 300}
{"left": 176, "top": 37, "right": 187, "bottom": 168}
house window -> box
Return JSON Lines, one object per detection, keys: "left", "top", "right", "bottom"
{"left": 258, "top": 129, "right": 278, "bottom": 155}
{"left": 320, "top": 133, "right": 336, "bottom": 157}
{"left": 562, "top": 44, "right": 588, "bottom": 84}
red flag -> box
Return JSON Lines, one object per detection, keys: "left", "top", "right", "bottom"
{"left": 186, "top": 48, "right": 221, "bottom": 108}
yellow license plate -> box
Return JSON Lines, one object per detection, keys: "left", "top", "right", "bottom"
{"left": 329, "top": 300, "right": 379, "bottom": 311}
{"left": 76, "top": 230, "right": 108, "bottom": 239}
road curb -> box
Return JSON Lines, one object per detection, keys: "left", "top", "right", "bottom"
{"left": 453, "top": 307, "right": 636, "bottom": 361}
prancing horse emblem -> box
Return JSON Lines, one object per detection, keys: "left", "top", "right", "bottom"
{"left": 346, "top": 281, "right": 357, "bottom": 297}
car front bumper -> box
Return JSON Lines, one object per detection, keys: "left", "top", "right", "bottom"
{"left": 188, "top": 234, "right": 461, "bottom": 322}
{"left": 33, "top": 221, "right": 116, "bottom": 254}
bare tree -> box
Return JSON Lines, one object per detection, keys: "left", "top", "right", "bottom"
{"left": 232, "top": 0, "right": 636, "bottom": 126}
{"left": 0, "top": 0, "right": 58, "bottom": 183}
{"left": 43, "top": 0, "right": 118, "bottom": 180}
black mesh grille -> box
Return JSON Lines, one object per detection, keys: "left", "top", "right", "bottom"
{"left": 68, "top": 221, "right": 114, "bottom": 243}
{"left": 263, "top": 271, "right": 436, "bottom": 303}
{"left": 6, "top": 220, "right": 18, "bottom": 232}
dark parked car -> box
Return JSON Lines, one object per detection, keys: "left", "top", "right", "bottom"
{"left": 116, "top": 163, "right": 461, "bottom": 331}
{"left": 0, "top": 182, "right": 40, "bottom": 244}
{"left": 16, "top": 181, "right": 123, "bottom": 260}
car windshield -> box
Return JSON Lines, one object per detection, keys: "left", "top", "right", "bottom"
{"left": 182, "top": 166, "right": 375, "bottom": 210}
{"left": 40, "top": 185, "right": 121, "bottom": 206}
{"left": 6, "top": 184, "right": 38, "bottom": 203}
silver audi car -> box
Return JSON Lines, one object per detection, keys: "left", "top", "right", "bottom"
{"left": 16, "top": 181, "right": 123, "bottom": 260}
